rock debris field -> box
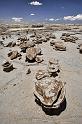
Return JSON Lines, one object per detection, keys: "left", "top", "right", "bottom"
{"left": 0, "top": 24, "right": 82, "bottom": 124}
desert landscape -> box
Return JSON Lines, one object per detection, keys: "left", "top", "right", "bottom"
{"left": 0, "top": 23, "right": 82, "bottom": 124}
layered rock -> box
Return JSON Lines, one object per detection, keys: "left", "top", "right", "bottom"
{"left": 34, "top": 77, "right": 65, "bottom": 106}
{"left": 34, "top": 58, "right": 66, "bottom": 108}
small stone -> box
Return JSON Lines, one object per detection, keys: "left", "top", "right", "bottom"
{"left": 13, "top": 84, "right": 16, "bottom": 86}
{"left": 2, "top": 61, "right": 14, "bottom": 72}
{"left": 26, "top": 68, "right": 31, "bottom": 74}
{"left": 35, "top": 56, "right": 43, "bottom": 63}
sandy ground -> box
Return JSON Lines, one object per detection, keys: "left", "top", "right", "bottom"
{"left": 0, "top": 30, "right": 82, "bottom": 124}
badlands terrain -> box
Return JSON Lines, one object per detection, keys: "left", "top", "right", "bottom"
{"left": 0, "top": 23, "right": 82, "bottom": 124}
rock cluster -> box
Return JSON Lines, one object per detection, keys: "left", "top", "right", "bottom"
{"left": 60, "top": 33, "right": 78, "bottom": 43}
{"left": 30, "top": 32, "right": 56, "bottom": 44}
{"left": 34, "top": 58, "right": 66, "bottom": 109}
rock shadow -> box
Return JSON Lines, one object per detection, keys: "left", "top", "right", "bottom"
{"left": 35, "top": 97, "right": 67, "bottom": 116}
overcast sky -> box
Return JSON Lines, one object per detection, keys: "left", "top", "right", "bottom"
{"left": 0, "top": 0, "right": 82, "bottom": 23}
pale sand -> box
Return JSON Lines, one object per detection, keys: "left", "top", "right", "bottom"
{"left": 0, "top": 29, "right": 82, "bottom": 124}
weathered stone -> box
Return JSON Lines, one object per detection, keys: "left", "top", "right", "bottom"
{"left": 61, "top": 36, "right": 78, "bottom": 43}
{"left": 53, "top": 42, "right": 66, "bottom": 51}
{"left": 79, "top": 44, "right": 82, "bottom": 54}
{"left": 26, "top": 47, "right": 37, "bottom": 61}
{"left": 36, "top": 70, "right": 49, "bottom": 80}
{"left": 50, "top": 33, "right": 56, "bottom": 39}
{"left": 50, "top": 40, "right": 56, "bottom": 46}
{"left": 26, "top": 68, "right": 31, "bottom": 74}
{"left": 0, "top": 41, "right": 4, "bottom": 46}
{"left": 35, "top": 47, "right": 42, "bottom": 55}
{"left": 12, "top": 42, "right": 16, "bottom": 47}
{"left": 18, "top": 35, "right": 27, "bottom": 41}
{"left": 2, "top": 61, "right": 14, "bottom": 72}
{"left": 36, "top": 38, "right": 43, "bottom": 44}
{"left": 35, "top": 56, "right": 43, "bottom": 63}
{"left": 34, "top": 77, "right": 65, "bottom": 106}
{"left": 20, "top": 41, "right": 35, "bottom": 53}
{"left": 62, "top": 33, "right": 70, "bottom": 37}
{"left": 8, "top": 50, "right": 21, "bottom": 60}
{"left": 26, "top": 47, "right": 42, "bottom": 61}
{"left": 47, "top": 59, "right": 59, "bottom": 74}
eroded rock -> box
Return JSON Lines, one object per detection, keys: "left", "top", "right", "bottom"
{"left": 20, "top": 41, "right": 35, "bottom": 52}
{"left": 36, "top": 70, "right": 49, "bottom": 80}
{"left": 50, "top": 40, "right": 56, "bottom": 46}
{"left": 26, "top": 47, "right": 42, "bottom": 62}
{"left": 34, "top": 58, "right": 66, "bottom": 109}
{"left": 8, "top": 50, "right": 21, "bottom": 60}
{"left": 47, "top": 58, "right": 60, "bottom": 74}
{"left": 78, "top": 44, "right": 82, "bottom": 54}
{"left": 26, "top": 47, "right": 37, "bottom": 61}
{"left": 53, "top": 42, "right": 66, "bottom": 51}
{"left": 34, "top": 77, "right": 66, "bottom": 107}
{"left": 2, "top": 61, "right": 14, "bottom": 72}
{"left": 35, "top": 56, "right": 43, "bottom": 63}
{"left": 26, "top": 68, "right": 31, "bottom": 74}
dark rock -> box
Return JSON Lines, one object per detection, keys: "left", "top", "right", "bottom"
{"left": 2, "top": 61, "right": 14, "bottom": 72}
{"left": 26, "top": 68, "right": 31, "bottom": 74}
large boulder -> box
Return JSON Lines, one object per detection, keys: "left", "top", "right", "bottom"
{"left": 26, "top": 47, "right": 37, "bottom": 61}
{"left": 34, "top": 58, "right": 66, "bottom": 109}
{"left": 34, "top": 77, "right": 66, "bottom": 107}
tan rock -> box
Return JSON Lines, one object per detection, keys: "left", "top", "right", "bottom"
{"left": 34, "top": 77, "right": 65, "bottom": 106}
{"left": 36, "top": 70, "right": 49, "bottom": 80}
{"left": 53, "top": 42, "right": 66, "bottom": 51}
{"left": 8, "top": 50, "right": 21, "bottom": 60}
